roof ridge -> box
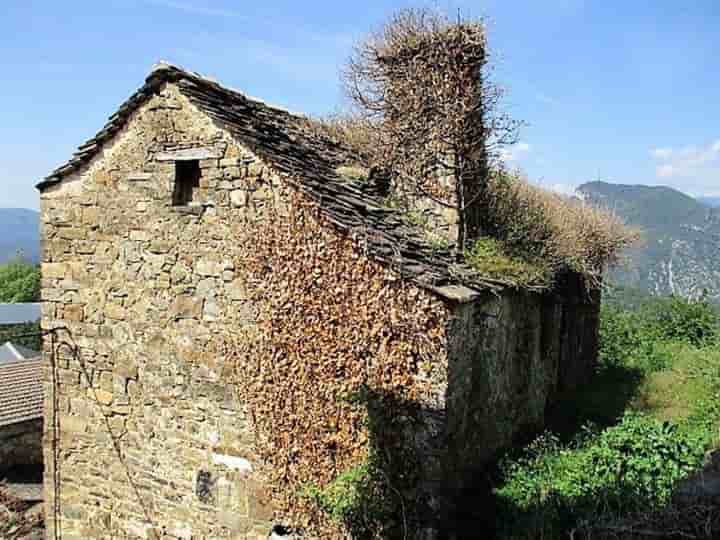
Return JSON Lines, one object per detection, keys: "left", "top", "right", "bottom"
{"left": 151, "top": 61, "right": 305, "bottom": 118}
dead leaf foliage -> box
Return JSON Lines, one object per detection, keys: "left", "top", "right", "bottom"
{"left": 217, "top": 188, "right": 449, "bottom": 537}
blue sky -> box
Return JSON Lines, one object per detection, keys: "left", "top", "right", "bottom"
{"left": 1, "top": 0, "right": 719, "bottom": 210}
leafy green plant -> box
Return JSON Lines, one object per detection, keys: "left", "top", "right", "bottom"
{"left": 495, "top": 414, "right": 709, "bottom": 539}
{"left": 598, "top": 304, "right": 670, "bottom": 373}
{"left": 0, "top": 259, "right": 40, "bottom": 303}
{"left": 305, "top": 464, "right": 370, "bottom": 523}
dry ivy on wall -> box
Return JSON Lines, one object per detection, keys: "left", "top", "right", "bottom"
{"left": 217, "top": 189, "right": 449, "bottom": 537}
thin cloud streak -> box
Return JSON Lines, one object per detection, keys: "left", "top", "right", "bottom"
{"left": 141, "top": 0, "right": 246, "bottom": 18}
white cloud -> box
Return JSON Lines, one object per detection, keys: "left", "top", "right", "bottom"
{"left": 651, "top": 147, "right": 673, "bottom": 159}
{"left": 656, "top": 164, "right": 675, "bottom": 178}
{"left": 650, "top": 139, "right": 720, "bottom": 195}
{"left": 500, "top": 142, "right": 531, "bottom": 163}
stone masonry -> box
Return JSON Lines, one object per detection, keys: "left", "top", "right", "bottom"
{"left": 38, "top": 65, "right": 600, "bottom": 539}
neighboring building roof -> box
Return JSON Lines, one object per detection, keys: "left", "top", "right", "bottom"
{"left": 36, "top": 64, "right": 521, "bottom": 301}
{"left": 0, "top": 303, "right": 41, "bottom": 325}
{"left": 0, "top": 342, "right": 40, "bottom": 363}
{"left": 0, "top": 358, "right": 43, "bottom": 427}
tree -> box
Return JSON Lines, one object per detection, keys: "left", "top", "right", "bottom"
{"left": 342, "top": 8, "right": 520, "bottom": 252}
{"left": 0, "top": 260, "right": 40, "bottom": 303}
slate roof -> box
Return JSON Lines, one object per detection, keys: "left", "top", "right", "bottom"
{"left": 0, "top": 358, "right": 43, "bottom": 428}
{"left": 0, "top": 303, "right": 41, "bottom": 325}
{"left": 0, "top": 342, "right": 40, "bottom": 363}
{"left": 36, "top": 63, "right": 522, "bottom": 301}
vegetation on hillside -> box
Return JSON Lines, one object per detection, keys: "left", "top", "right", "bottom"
{"left": 0, "top": 260, "right": 40, "bottom": 303}
{"left": 0, "top": 260, "right": 42, "bottom": 350}
{"left": 494, "top": 290, "right": 720, "bottom": 538}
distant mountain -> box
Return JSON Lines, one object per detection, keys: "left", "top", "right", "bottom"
{"left": 0, "top": 209, "right": 40, "bottom": 264}
{"left": 699, "top": 197, "right": 720, "bottom": 208}
{"left": 578, "top": 182, "right": 720, "bottom": 301}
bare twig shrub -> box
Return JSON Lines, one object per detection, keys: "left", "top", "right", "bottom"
{"left": 316, "top": 8, "right": 636, "bottom": 289}
{"left": 482, "top": 171, "right": 640, "bottom": 287}
{"left": 342, "top": 8, "right": 520, "bottom": 250}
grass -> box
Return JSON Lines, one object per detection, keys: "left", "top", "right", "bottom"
{"left": 465, "top": 237, "right": 551, "bottom": 288}
{"left": 482, "top": 171, "right": 639, "bottom": 286}
{"left": 494, "top": 294, "right": 720, "bottom": 539}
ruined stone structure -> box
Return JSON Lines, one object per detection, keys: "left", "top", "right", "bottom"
{"left": 38, "top": 64, "right": 600, "bottom": 539}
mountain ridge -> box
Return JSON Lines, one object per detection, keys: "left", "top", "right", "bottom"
{"left": 578, "top": 181, "right": 720, "bottom": 301}
{"left": 0, "top": 208, "right": 40, "bottom": 264}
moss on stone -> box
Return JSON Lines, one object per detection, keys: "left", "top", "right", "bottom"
{"left": 464, "top": 237, "right": 551, "bottom": 287}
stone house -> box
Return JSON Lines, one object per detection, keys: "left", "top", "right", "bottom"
{"left": 0, "top": 357, "right": 44, "bottom": 475}
{"left": 38, "top": 64, "right": 600, "bottom": 539}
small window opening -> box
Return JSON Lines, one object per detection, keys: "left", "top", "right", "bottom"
{"left": 173, "top": 160, "right": 201, "bottom": 206}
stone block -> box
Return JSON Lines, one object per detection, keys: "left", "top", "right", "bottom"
{"left": 105, "top": 303, "right": 126, "bottom": 321}
{"left": 199, "top": 158, "right": 220, "bottom": 169}
{"left": 197, "top": 259, "right": 222, "bottom": 277}
{"left": 171, "top": 296, "right": 204, "bottom": 319}
{"left": 126, "top": 172, "right": 153, "bottom": 181}
{"left": 91, "top": 389, "right": 113, "bottom": 405}
{"left": 61, "top": 415, "right": 88, "bottom": 434}
{"left": 220, "top": 158, "right": 241, "bottom": 167}
{"left": 149, "top": 240, "right": 172, "bottom": 254}
{"left": 44, "top": 262, "right": 69, "bottom": 279}
{"left": 156, "top": 147, "right": 222, "bottom": 161}
{"left": 130, "top": 230, "right": 150, "bottom": 242}
{"left": 82, "top": 207, "right": 99, "bottom": 225}
{"left": 230, "top": 190, "right": 248, "bottom": 208}
{"left": 62, "top": 303, "right": 85, "bottom": 322}
{"left": 58, "top": 227, "right": 86, "bottom": 240}
{"left": 116, "top": 358, "right": 138, "bottom": 380}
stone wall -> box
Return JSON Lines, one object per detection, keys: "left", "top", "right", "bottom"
{"left": 438, "top": 277, "right": 599, "bottom": 534}
{"left": 445, "top": 278, "right": 599, "bottom": 473}
{"left": 0, "top": 419, "right": 43, "bottom": 473}
{"left": 41, "top": 84, "right": 281, "bottom": 540}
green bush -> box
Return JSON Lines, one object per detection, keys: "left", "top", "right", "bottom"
{"left": 495, "top": 414, "right": 708, "bottom": 539}
{"left": 648, "top": 295, "right": 719, "bottom": 346}
{"left": 598, "top": 304, "right": 670, "bottom": 373}
{"left": 599, "top": 294, "right": 719, "bottom": 372}
{"left": 305, "top": 463, "right": 371, "bottom": 524}
{"left": 0, "top": 260, "right": 40, "bottom": 303}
